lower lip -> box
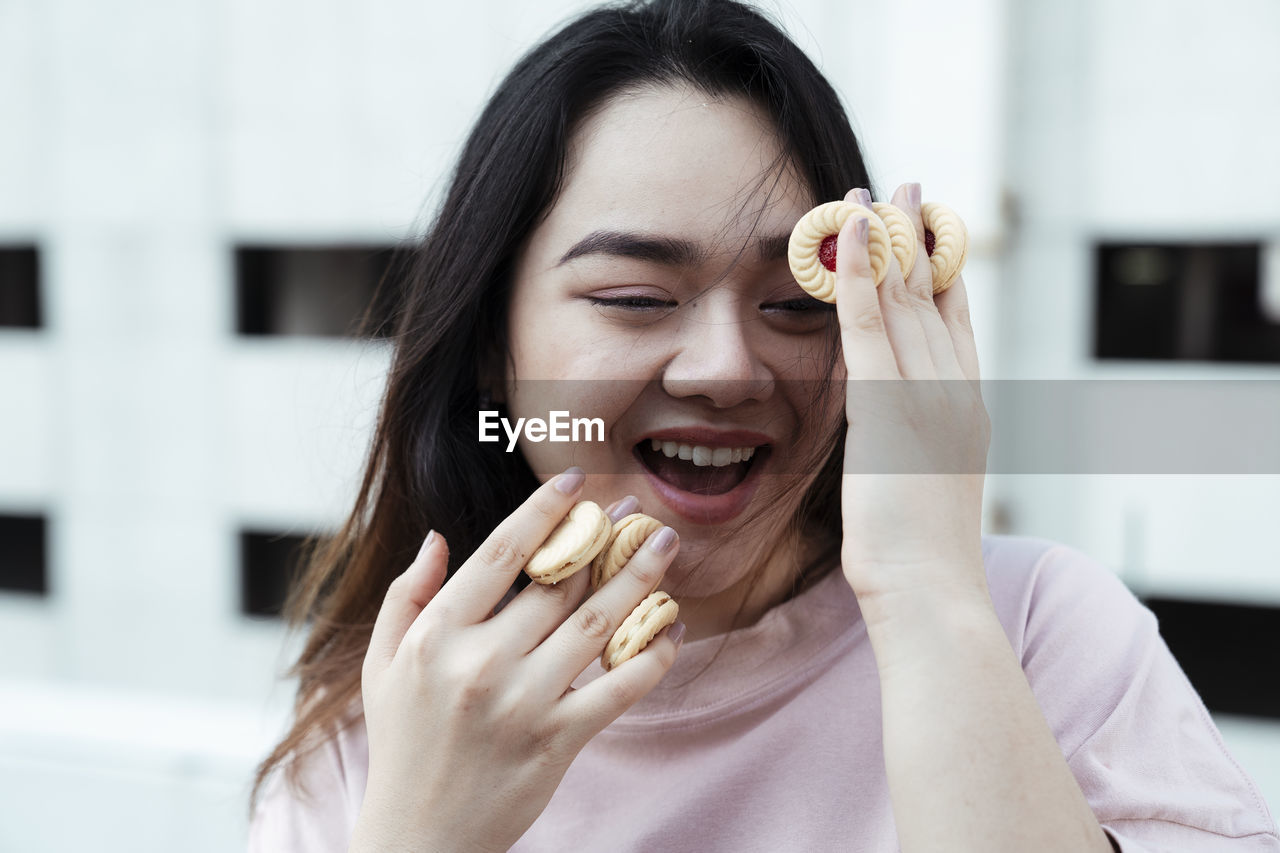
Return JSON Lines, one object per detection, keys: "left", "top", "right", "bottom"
{"left": 633, "top": 446, "right": 767, "bottom": 526}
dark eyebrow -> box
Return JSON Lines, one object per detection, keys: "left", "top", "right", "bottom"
{"left": 557, "top": 230, "right": 702, "bottom": 267}
{"left": 754, "top": 233, "right": 791, "bottom": 263}
{"left": 557, "top": 229, "right": 794, "bottom": 268}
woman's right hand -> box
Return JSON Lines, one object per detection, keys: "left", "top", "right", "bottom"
{"left": 348, "top": 467, "right": 682, "bottom": 853}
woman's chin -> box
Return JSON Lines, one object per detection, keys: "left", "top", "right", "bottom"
{"left": 649, "top": 537, "right": 758, "bottom": 599}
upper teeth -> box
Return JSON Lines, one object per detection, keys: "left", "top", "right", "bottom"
{"left": 649, "top": 439, "right": 758, "bottom": 467}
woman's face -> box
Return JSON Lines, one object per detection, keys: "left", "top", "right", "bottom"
{"left": 504, "top": 84, "right": 843, "bottom": 602}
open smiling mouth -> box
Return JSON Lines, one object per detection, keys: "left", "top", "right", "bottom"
{"left": 634, "top": 439, "right": 771, "bottom": 495}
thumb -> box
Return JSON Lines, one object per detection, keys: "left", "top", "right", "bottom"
{"left": 366, "top": 531, "right": 448, "bottom": 676}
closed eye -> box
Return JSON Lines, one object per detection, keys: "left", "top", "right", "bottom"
{"left": 586, "top": 295, "right": 676, "bottom": 311}
{"left": 763, "top": 298, "right": 835, "bottom": 314}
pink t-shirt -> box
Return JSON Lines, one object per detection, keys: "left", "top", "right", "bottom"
{"left": 248, "top": 535, "right": 1280, "bottom": 851}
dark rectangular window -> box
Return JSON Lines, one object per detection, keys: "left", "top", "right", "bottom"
{"left": 235, "top": 245, "right": 403, "bottom": 338}
{"left": 1142, "top": 594, "right": 1280, "bottom": 719}
{"left": 0, "top": 513, "right": 48, "bottom": 595}
{"left": 1094, "top": 242, "right": 1280, "bottom": 363}
{"left": 0, "top": 246, "right": 41, "bottom": 329}
{"left": 239, "top": 529, "right": 314, "bottom": 618}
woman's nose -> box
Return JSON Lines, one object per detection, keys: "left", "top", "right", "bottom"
{"left": 661, "top": 301, "right": 774, "bottom": 407}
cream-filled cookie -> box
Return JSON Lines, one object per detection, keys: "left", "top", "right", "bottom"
{"left": 591, "top": 513, "right": 664, "bottom": 590}
{"left": 523, "top": 501, "right": 612, "bottom": 585}
{"left": 601, "top": 591, "right": 680, "bottom": 670}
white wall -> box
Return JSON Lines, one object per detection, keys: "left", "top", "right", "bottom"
{"left": 0, "top": 0, "right": 1276, "bottom": 849}
{"left": 990, "top": 0, "right": 1280, "bottom": 813}
{"left": 992, "top": 0, "right": 1280, "bottom": 598}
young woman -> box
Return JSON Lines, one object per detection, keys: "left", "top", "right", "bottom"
{"left": 247, "top": 1, "right": 1279, "bottom": 850}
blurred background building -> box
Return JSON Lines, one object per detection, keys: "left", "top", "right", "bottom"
{"left": 1, "top": 0, "right": 1277, "bottom": 849}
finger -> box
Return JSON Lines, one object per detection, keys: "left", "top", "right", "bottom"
{"left": 553, "top": 625, "right": 681, "bottom": 742}
{"left": 833, "top": 214, "right": 900, "bottom": 381}
{"left": 487, "top": 556, "right": 592, "bottom": 654}
{"left": 430, "top": 466, "right": 586, "bottom": 625}
{"left": 489, "top": 493, "right": 642, "bottom": 651}
{"left": 850, "top": 187, "right": 942, "bottom": 378}
{"left": 895, "top": 181, "right": 932, "bottom": 283}
{"left": 889, "top": 182, "right": 966, "bottom": 380}
{"left": 602, "top": 495, "right": 639, "bottom": 522}
{"left": 874, "top": 254, "right": 937, "bottom": 380}
{"left": 529, "top": 525, "right": 679, "bottom": 693}
{"left": 931, "top": 271, "right": 982, "bottom": 381}
{"left": 845, "top": 186, "right": 873, "bottom": 208}
{"left": 365, "top": 531, "right": 449, "bottom": 675}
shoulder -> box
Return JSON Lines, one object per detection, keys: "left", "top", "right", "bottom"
{"left": 979, "top": 533, "right": 1161, "bottom": 749}
{"left": 980, "top": 531, "right": 1131, "bottom": 601}
{"left": 979, "top": 533, "right": 1153, "bottom": 662}
{"left": 980, "top": 535, "right": 1280, "bottom": 844}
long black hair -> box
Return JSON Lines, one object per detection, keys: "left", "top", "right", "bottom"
{"left": 253, "top": 0, "right": 872, "bottom": 813}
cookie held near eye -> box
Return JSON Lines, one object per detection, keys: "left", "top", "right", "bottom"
{"left": 919, "top": 202, "right": 968, "bottom": 294}
{"left": 870, "top": 202, "right": 918, "bottom": 278}
{"left": 523, "top": 501, "right": 612, "bottom": 585}
{"left": 787, "top": 201, "right": 893, "bottom": 303}
{"left": 591, "top": 513, "right": 664, "bottom": 590}
{"left": 601, "top": 590, "right": 680, "bottom": 670}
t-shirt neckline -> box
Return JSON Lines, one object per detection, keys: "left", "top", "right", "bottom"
{"left": 573, "top": 567, "right": 864, "bottom": 731}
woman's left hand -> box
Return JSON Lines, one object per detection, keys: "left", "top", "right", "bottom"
{"left": 833, "top": 182, "right": 992, "bottom": 610}
{"left": 831, "top": 187, "right": 1116, "bottom": 853}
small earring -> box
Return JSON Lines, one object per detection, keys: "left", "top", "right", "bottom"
{"left": 478, "top": 389, "right": 493, "bottom": 409}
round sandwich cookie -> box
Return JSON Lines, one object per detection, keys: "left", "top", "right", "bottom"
{"left": 591, "top": 513, "right": 665, "bottom": 590}
{"left": 787, "top": 200, "right": 893, "bottom": 303}
{"left": 919, "top": 201, "right": 968, "bottom": 294}
{"left": 523, "top": 500, "right": 612, "bottom": 585}
{"left": 601, "top": 591, "right": 680, "bottom": 671}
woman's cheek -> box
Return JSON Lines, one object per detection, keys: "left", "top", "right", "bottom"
{"left": 515, "top": 435, "right": 580, "bottom": 483}
{"left": 501, "top": 388, "right": 629, "bottom": 481}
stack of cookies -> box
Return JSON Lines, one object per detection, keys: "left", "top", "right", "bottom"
{"left": 787, "top": 198, "right": 968, "bottom": 301}
{"left": 524, "top": 502, "right": 679, "bottom": 670}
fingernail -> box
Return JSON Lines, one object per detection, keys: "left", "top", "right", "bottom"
{"left": 669, "top": 620, "right": 686, "bottom": 648}
{"left": 854, "top": 217, "right": 868, "bottom": 245}
{"left": 606, "top": 495, "right": 639, "bottom": 522}
{"left": 649, "top": 526, "right": 678, "bottom": 554}
{"left": 555, "top": 466, "right": 585, "bottom": 494}
{"left": 855, "top": 188, "right": 872, "bottom": 207}
{"left": 908, "top": 183, "right": 921, "bottom": 209}
{"left": 415, "top": 530, "right": 437, "bottom": 562}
